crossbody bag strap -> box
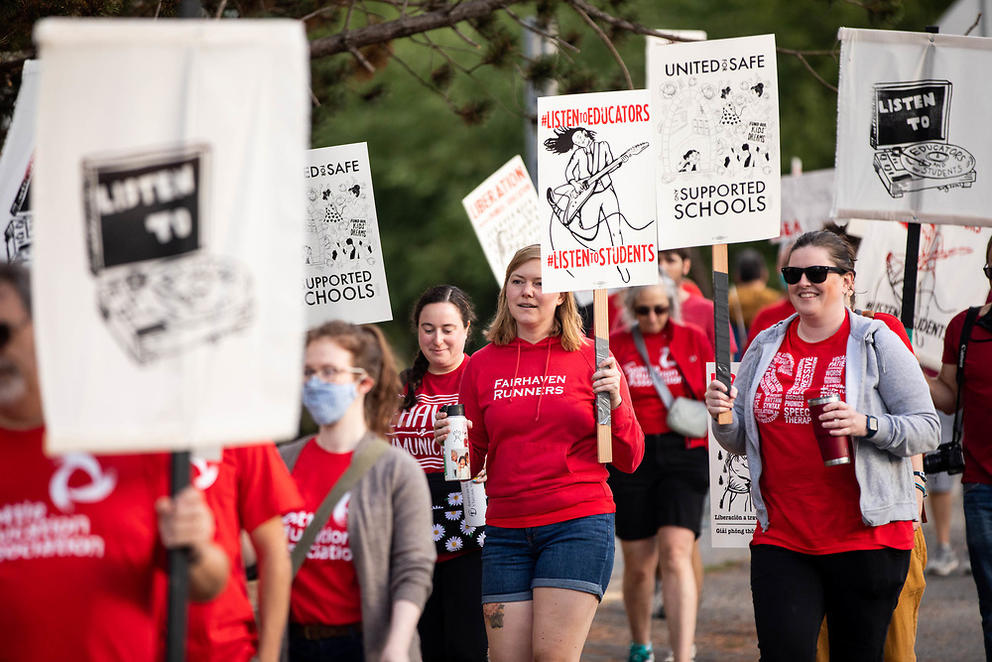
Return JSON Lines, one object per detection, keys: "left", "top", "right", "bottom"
{"left": 290, "top": 433, "right": 390, "bottom": 578}
{"left": 632, "top": 326, "right": 675, "bottom": 409}
{"left": 952, "top": 306, "right": 982, "bottom": 445}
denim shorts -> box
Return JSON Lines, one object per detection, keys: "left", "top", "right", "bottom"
{"left": 480, "top": 513, "right": 615, "bottom": 604}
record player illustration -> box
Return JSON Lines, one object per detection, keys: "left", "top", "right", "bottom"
{"left": 871, "top": 80, "right": 977, "bottom": 198}
{"left": 4, "top": 161, "right": 32, "bottom": 263}
{"left": 81, "top": 144, "right": 254, "bottom": 365}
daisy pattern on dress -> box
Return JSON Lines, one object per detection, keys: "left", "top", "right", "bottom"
{"left": 460, "top": 521, "right": 476, "bottom": 536}
{"left": 445, "top": 510, "right": 462, "bottom": 520}
{"left": 447, "top": 492, "right": 463, "bottom": 506}
{"left": 432, "top": 523, "right": 445, "bottom": 542}
{"left": 445, "top": 536, "right": 464, "bottom": 552}
{"left": 477, "top": 531, "right": 485, "bottom": 547}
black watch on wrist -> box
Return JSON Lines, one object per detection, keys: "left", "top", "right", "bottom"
{"left": 865, "top": 414, "right": 879, "bottom": 438}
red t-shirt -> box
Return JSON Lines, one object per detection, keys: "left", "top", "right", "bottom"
{"left": 286, "top": 440, "right": 360, "bottom": 626}
{"left": 681, "top": 293, "right": 738, "bottom": 355}
{"left": 0, "top": 426, "right": 171, "bottom": 662}
{"left": 751, "top": 317, "right": 913, "bottom": 553}
{"left": 461, "top": 336, "right": 644, "bottom": 528}
{"left": 187, "top": 444, "right": 303, "bottom": 662}
{"left": 746, "top": 298, "right": 796, "bottom": 352}
{"left": 943, "top": 307, "right": 992, "bottom": 485}
{"left": 390, "top": 357, "right": 469, "bottom": 473}
{"left": 611, "top": 322, "right": 711, "bottom": 446}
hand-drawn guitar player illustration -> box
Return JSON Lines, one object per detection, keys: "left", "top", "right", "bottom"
{"left": 543, "top": 127, "right": 651, "bottom": 283}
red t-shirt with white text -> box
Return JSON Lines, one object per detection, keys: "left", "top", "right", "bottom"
{"left": 0, "top": 426, "right": 170, "bottom": 662}
{"left": 750, "top": 317, "right": 913, "bottom": 553}
{"left": 286, "top": 440, "right": 360, "bottom": 625}
{"left": 187, "top": 444, "right": 303, "bottom": 662}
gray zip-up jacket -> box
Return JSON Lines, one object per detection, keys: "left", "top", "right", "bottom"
{"left": 713, "top": 311, "right": 939, "bottom": 532}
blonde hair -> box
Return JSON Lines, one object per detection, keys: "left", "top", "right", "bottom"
{"left": 485, "top": 244, "right": 585, "bottom": 351}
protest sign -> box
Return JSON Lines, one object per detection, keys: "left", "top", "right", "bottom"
{"left": 461, "top": 155, "right": 542, "bottom": 285}
{"left": 856, "top": 220, "right": 992, "bottom": 371}
{"left": 32, "top": 19, "right": 310, "bottom": 454}
{"left": 0, "top": 60, "right": 38, "bottom": 264}
{"left": 705, "top": 361, "right": 755, "bottom": 547}
{"left": 304, "top": 143, "right": 391, "bottom": 325}
{"left": 536, "top": 89, "right": 658, "bottom": 293}
{"left": 834, "top": 28, "right": 992, "bottom": 226}
{"left": 648, "top": 34, "right": 781, "bottom": 249}
{"left": 779, "top": 169, "right": 835, "bottom": 244}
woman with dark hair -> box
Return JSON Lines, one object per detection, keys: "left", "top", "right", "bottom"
{"left": 437, "top": 244, "right": 644, "bottom": 662}
{"left": 705, "top": 230, "right": 939, "bottom": 662}
{"left": 282, "top": 321, "right": 435, "bottom": 662}
{"left": 391, "top": 285, "right": 487, "bottom": 662}
{"left": 609, "top": 274, "right": 711, "bottom": 662}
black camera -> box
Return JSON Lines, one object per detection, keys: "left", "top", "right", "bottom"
{"left": 923, "top": 441, "right": 965, "bottom": 475}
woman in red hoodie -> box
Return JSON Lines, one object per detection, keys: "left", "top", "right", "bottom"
{"left": 439, "top": 244, "right": 645, "bottom": 662}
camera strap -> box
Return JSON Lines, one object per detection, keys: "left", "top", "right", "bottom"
{"left": 952, "top": 306, "right": 983, "bottom": 445}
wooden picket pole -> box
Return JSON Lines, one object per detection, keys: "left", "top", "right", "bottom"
{"left": 594, "top": 288, "right": 613, "bottom": 463}
{"left": 712, "top": 244, "right": 733, "bottom": 424}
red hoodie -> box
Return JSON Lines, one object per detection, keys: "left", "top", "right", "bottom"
{"left": 460, "top": 335, "right": 644, "bottom": 528}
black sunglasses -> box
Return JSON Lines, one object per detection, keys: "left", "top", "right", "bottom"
{"left": 634, "top": 305, "right": 670, "bottom": 316}
{"left": 781, "top": 266, "right": 847, "bottom": 285}
{"left": 0, "top": 321, "right": 21, "bottom": 349}
{"left": 984, "top": 264, "right": 992, "bottom": 280}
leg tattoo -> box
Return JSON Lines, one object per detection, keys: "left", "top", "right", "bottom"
{"left": 484, "top": 603, "right": 505, "bottom": 629}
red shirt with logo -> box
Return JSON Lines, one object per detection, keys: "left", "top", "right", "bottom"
{"left": 286, "top": 440, "right": 360, "bottom": 625}
{"left": 943, "top": 307, "right": 992, "bottom": 485}
{"left": 187, "top": 443, "right": 303, "bottom": 662}
{"left": 461, "top": 336, "right": 644, "bottom": 528}
{"left": 0, "top": 426, "right": 171, "bottom": 662}
{"left": 610, "top": 321, "right": 712, "bottom": 446}
{"left": 751, "top": 317, "right": 913, "bottom": 553}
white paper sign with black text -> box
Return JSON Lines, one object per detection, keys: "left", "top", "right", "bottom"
{"left": 304, "top": 143, "right": 391, "bottom": 326}
{"left": 0, "top": 60, "right": 38, "bottom": 264}
{"left": 648, "top": 34, "right": 781, "bottom": 248}
{"left": 32, "top": 19, "right": 310, "bottom": 453}
{"left": 537, "top": 89, "right": 658, "bottom": 293}
{"left": 834, "top": 28, "right": 992, "bottom": 226}
{"left": 462, "top": 155, "right": 542, "bottom": 285}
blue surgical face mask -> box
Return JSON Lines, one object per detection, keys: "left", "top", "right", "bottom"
{"left": 302, "top": 376, "right": 358, "bottom": 426}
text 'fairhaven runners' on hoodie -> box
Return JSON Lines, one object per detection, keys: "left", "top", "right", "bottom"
{"left": 460, "top": 335, "right": 645, "bottom": 528}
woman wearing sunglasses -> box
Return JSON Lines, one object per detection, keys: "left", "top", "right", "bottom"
{"left": 608, "top": 275, "right": 712, "bottom": 662}
{"left": 705, "top": 230, "right": 939, "bottom": 662}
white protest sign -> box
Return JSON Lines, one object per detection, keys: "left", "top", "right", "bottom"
{"left": 834, "top": 28, "right": 992, "bottom": 226}
{"left": 856, "top": 220, "right": 992, "bottom": 370}
{"left": 33, "top": 19, "right": 309, "bottom": 453}
{"left": 648, "top": 34, "right": 781, "bottom": 248}
{"left": 537, "top": 89, "right": 658, "bottom": 293}
{"left": 779, "top": 169, "right": 835, "bottom": 244}
{"left": 0, "top": 60, "right": 38, "bottom": 264}
{"left": 461, "top": 155, "right": 542, "bottom": 284}
{"left": 706, "top": 361, "right": 756, "bottom": 547}
{"left": 304, "top": 143, "right": 391, "bottom": 325}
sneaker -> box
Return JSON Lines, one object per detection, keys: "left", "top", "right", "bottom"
{"left": 661, "top": 644, "right": 697, "bottom": 662}
{"left": 628, "top": 642, "right": 655, "bottom": 662}
{"left": 927, "top": 544, "right": 960, "bottom": 577}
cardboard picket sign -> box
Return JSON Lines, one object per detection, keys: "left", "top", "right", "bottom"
{"left": 0, "top": 60, "right": 38, "bottom": 264}
{"left": 834, "top": 28, "right": 992, "bottom": 226}
{"left": 855, "top": 220, "right": 992, "bottom": 371}
{"left": 779, "top": 169, "right": 835, "bottom": 245}
{"left": 32, "top": 19, "right": 310, "bottom": 453}
{"left": 461, "top": 155, "right": 543, "bottom": 285}
{"left": 536, "top": 89, "right": 659, "bottom": 294}
{"left": 303, "top": 143, "right": 391, "bottom": 326}
{"left": 647, "top": 34, "right": 781, "bottom": 249}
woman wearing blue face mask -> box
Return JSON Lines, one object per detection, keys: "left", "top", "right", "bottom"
{"left": 281, "top": 321, "right": 435, "bottom": 662}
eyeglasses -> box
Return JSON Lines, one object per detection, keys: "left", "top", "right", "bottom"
{"left": 781, "top": 266, "right": 847, "bottom": 285}
{"left": 984, "top": 264, "right": 992, "bottom": 279}
{"left": 0, "top": 319, "right": 28, "bottom": 350}
{"left": 634, "top": 305, "right": 670, "bottom": 316}
{"left": 304, "top": 365, "right": 366, "bottom": 382}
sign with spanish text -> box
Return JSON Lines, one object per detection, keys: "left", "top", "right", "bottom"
{"left": 778, "top": 169, "right": 835, "bottom": 244}
{"left": 706, "top": 361, "right": 755, "bottom": 547}
{"left": 647, "top": 34, "right": 781, "bottom": 248}
{"left": 537, "top": 89, "right": 658, "bottom": 293}
{"left": 304, "top": 143, "right": 391, "bottom": 325}
{"left": 0, "top": 60, "right": 38, "bottom": 264}
{"left": 32, "top": 19, "right": 310, "bottom": 453}
{"left": 461, "top": 155, "right": 542, "bottom": 284}
{"left": 855, "top": 220, "right": 992, "bottom": 371}
{"left": 834, "top": 28, "right": 992, "bottom": 226}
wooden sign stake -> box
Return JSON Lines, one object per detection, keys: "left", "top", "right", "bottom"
{"left": 594, "top": 288, "right": 613, "bottom": 463}
{"left": 712, "top": 245, "right": 733, "bottom": 424}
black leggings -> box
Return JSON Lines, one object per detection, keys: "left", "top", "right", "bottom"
{"left": 750, "top": 544, "right": 910, "bottom": 662}
{"left": 418, "top": 551, "right": 488, "bottom": 662}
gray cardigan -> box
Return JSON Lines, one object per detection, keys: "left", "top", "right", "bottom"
{"left": 281, "top": 434, "right": 436, "bottom": 661}
{"left": 713, "top": 311, "right": 939, "bottom": 532}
